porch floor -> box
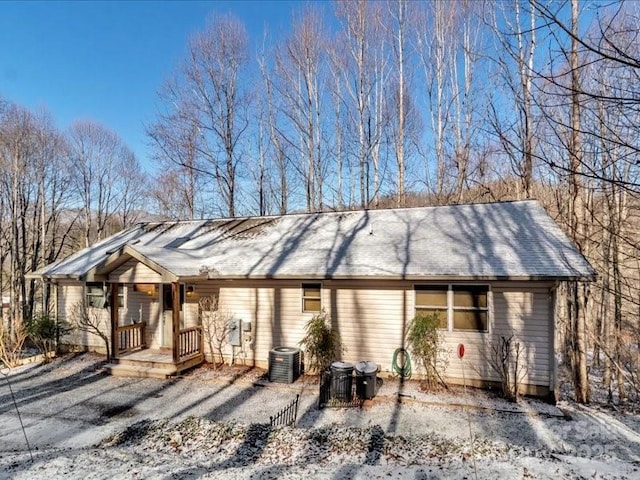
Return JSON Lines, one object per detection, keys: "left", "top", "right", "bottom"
{"left": 105, "top": 348, "right": 204, "bottom": 379}
{"left": 119, "top": 348, "right": 174, "bottom": 364}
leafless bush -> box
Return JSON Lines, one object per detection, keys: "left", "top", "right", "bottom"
{"left": 68, "top": 301, "right": 112, "bottom": 361}
{"left": 199, "top": 295, "right": 234, "bottom": 368}
{"left": 591, "top": 329, "right": 640, "bottom": 403}
{"left": 0, "top": 318, "right": 27, "bottom": 368}
{"left": 487, "top": 335, "right": 528, "bottom": 402}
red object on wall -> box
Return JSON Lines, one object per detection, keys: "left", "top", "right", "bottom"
{"left": 457, "top": 343, "right": 465, "bottom": 359}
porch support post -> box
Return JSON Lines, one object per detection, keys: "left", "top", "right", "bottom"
{"left": 110, "top": 283, "right": 119, "bottom": 360}
{"left": 172, "top": 282, "right": 180, "bottom": 362}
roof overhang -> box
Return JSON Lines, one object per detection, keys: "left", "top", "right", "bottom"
{"left": 202, "top": 272, "right": 596, "bottom": 282}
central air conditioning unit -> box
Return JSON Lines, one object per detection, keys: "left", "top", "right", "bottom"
{"left": 269, "top": 346, "right": 301, "bottom": 384}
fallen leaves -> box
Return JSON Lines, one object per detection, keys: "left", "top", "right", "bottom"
{"left": 101, "top": 416, "right": 518, "bottom": 469}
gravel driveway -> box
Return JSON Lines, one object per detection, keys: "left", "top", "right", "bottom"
{"left": 1, "top": 354, "right": 639, "bottom": 479}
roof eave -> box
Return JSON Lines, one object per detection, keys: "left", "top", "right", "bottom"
{"left": 27, "top": 273, "right": 82, "bottom": 281}
{"left": 203, "top": 272, "right": 595, "bottom": 282}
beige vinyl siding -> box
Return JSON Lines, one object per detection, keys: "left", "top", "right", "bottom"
{"left": 208, "top": 279, "right": 554, "bottom": 390}
{"left": 326, "top": 280, "right": 410, "bottom": 372}
{"left": 491, "top": 288, "right": 552, "bottom": 385}
{"left": 57, "top": 280, "right": 111, "bottom": 351}
{"left": 55, "top": 273, "right": 555, "bottom": 392}
{"left": 431, "top": 284, "right": 553, "bottom": 388}
{"left": 210, "top": 279, "right": 411, "bottom": 372}
{"left": 109, "top": 259, "right": 162, "bottom": 283}
{"left": 215, "top": 280, "right": 304, "bottom": 364}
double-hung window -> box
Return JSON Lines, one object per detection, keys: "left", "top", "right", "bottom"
{"left": 302, "top": 283, "right": 322, "bottom": 313}
{"left": 414, "top": 284, "right": 489, "bottom": 332}
{"left": 86, "top": 283, "right": 106, "bottom": 308}
{"left": 452, "top": 285, "right": 488, "bottom": 331}
{"left": 414, "top": 285, "right": 448, "bottom": 328}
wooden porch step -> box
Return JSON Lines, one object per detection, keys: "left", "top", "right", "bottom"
{"left": 113, "top": 357, "right": 176, "bottom": 370}
{"left": 105, "top": 362, "right": 177, "bottom": 379}
{"left": 105, "top": 353, "right": 205, "bottom": 379}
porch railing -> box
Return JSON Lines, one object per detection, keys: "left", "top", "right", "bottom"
{"left": 178, "top": 326, "right": 203, "bottom": 360}
{"left": 117, "top": 322, "right": 146, "bottom": 355}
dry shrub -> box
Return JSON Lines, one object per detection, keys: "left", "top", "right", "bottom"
{"left": 487, "top": 335, "right": 527, "bottom": 402}
{"left": 199, "top": 295, "right": 234, "bottom": 368}
{"left": 0, "top": 319, "right": 27, "bottom": 368}
{"left": 68, "top": 301, "right": 112, "bottom": 361}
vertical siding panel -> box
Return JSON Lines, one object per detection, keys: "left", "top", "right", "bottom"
{"left": 125, "top": 288, "right": 162, "bottom": 348}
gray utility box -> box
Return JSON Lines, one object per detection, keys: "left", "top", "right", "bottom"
{"left": 229, "top": 318, "right": 242, "bottom": 346}
{"left": 355, "top": 361, "right": 378, "bottom": 399}
{"left": 269, "top": 347, "right": 301, "bottom": 383}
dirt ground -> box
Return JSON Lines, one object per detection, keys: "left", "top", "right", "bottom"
{"left": 1, "top": 353, "right": 639, "bottom": 479}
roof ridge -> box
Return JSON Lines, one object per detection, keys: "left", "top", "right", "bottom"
{"left": 137, "top": 199, "right": 541, "bottom": 226}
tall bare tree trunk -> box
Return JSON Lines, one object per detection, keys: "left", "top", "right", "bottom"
{"left": 568, "top": 0, "right": 590, "bottom": 404}
{"left": 393, "top": 0, "right": 407, "bottom": 207}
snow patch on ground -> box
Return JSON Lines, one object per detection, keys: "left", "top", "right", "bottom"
{"left": 1, "top": 354, "right": 640, "bottom": 479}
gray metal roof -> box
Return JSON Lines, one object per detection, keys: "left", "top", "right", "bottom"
{"left": 36, "top": 200, "right": 595, "bottom": 281}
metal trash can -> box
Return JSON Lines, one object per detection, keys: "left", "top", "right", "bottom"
{"left": 330, "top": 361, "right": 354, "bottom": 402}
{"left": 355, "top": 361, "right": 378, "bottom": 399}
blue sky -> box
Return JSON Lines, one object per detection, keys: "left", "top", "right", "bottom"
{"left": 0, "top": 0, "right": 310, "bottom": 172}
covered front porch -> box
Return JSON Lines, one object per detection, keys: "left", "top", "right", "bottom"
{"left": 92, "top": 247, "right": 207, "bottom": 378}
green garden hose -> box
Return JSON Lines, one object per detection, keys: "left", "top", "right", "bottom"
{"left": 392, "top": 348, "right": 412, "bottom": 379}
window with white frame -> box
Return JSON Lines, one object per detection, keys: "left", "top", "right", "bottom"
{"left": 414, "top": 284, "right": 489, "bottom": 332}
{"left": 302, "top": 283, "right": 322, "bottom": 312}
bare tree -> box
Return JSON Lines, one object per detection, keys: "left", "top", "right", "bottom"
{"left": 415, "top": 1, "right": 453, "bottom": 200}
{"left": 334, "top": 0, "right": 389, "bottom": 207}
{"left": 532, "top": 0, "right": 640, "bottom": 403}
{"left": 68, "top": 120, "right": 139, "bottom": 247}
{"left": 415, "top": 1, "right": 486, "bottom": 203}
{"left": 149, "top": 118, "right": 206, "bottom": 219}
{"left": 389, "top": 0, "right": 408, "bottom": 206}
{"left": 198, "top": 295, "right": 234, "bottom": 368}
{"left": 0, "top": 104, "right": 75, "bottom": 326}
{"left": 149, "top": 14, "right": 250, "bottom": 218}
{"left": 487, "top": 0, "right": 539, "bottom": 199}
{"left": 259, "top": 45, "right": 292, "bottom": 214}
{"left": 273, "top": 7, "right": 328, "bottom": 211}
{"left": 68, "top": 300, "right": 112, "bottom": 361}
